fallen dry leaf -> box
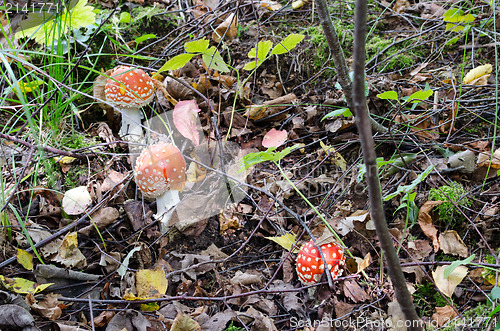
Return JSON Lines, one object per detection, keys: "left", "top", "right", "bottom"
{"left": 438, "top": 230, "right": 468, "bottom": 258}
{"left": 395, "top": 114, "right": 439, "bottom": 141}
{"left": 343, "top": 280, "right": 370, "bottom": 303}
{"left": 244, "top": 93, "right": 297, "bottom": 121}
{"left": 432, "top": 265, "right": 467, "bottom": 298}
{"left": 212, "top": 13, "right": 238, "bottom": 43}
{"left": 463, "top": 64, "right": 492, "bottom": 84}
{"left": 418, "top": 200, "right": 443, "bottom": 251}
{"left": 432, "top": 305, "right": 458, "bottom": 327}
{"left": 354, "top": 253, "right": 371, "bottom": 274}
{"left": 407, "top": 239, "right": 433, "bottom": 260}
{"left": 26, "top": 293, "right": 62, "bottom": 321}
{"left": 52, "top": 232, "right": 87, "bottom": 269}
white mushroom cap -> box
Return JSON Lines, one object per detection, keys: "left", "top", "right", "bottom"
{"left": 134, "top": 143, "right": 186, "bottom": 199}
{"left": 104, "top": 66, "right": 155, "bottom": 109}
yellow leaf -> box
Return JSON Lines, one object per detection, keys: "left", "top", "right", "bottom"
{"left": 14, "top": 80, "right": 43, "bottom": 93}
{"left": 135, "top": 268, "right": 168, "bottom": 299}
{"left": 432, "top": 265, "right": 467, "bottom": 298}
{"left": 0, "top": 275, "right": 53, "bottom": 294}
{"left": 54, "top": 156, "right": 77, "bottom": 165}
{"left": 292, "top": 0, "right": 307, "bottom": 9}
{"left": 463, "top": 64, "right": 492, "bottom": 84}
{"left": 16, "top": 248, "right": 33, "bottom": 271}
{"left": 354, "top": 253, "right": 371, "bottom": 274}
{"left": 59, "top": 232, "right": 79, "bottom": 258}
{"left": 320, "top": 141, "right": 347, "bottom": 170}
{"left": 265, "top": 233, "right": 298, "bottom": 252}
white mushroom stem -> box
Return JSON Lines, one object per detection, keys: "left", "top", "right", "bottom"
{"left": 119, "top": 108, "right": 144, "bottom": 165}
{"left": 156, "top": 189, "right": 180, "bottom": 232}
{"left": 118, "top": 108, "right": 143, "bottom": 141}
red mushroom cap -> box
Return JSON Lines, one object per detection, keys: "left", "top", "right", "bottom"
{"left": 296, "top": 240, "right": 345, "bottom": 285}
{"left": 105, "top": 66, "right": 155, "bottom": 109}
{"left": 134, "top": 143, "right": 186, "bottom": 199}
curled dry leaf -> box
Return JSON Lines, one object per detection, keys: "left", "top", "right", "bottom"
{"left": 418, "top": 200, "right": 442, "bottom": 251}
{"left": 53, "top": 232, "right": 87, "bottom": 269}
{"left": 26, "top": 293, "right": 62, "bottom": 321}
{"left": 395, "top": 114, "right": 439, "bottom": 142}
{"left": 354, "top": 253, "right": 371, "bottom": 274}
{"left": 438, "top": 230, "right": 468, "bottom": 258}
{"left": 477, "top": 148, "right": 500, "bottom": 168}
{"left": 463, "top": 64, "right": 492, "bottom": 84}
{"left": 0, "top": 304, "right": 35, "bottom": 329}
{"left": 173, "top": 100, "right": 202, "bottom": 146}
{"left": 212, "top": 13, "right": 238, "bottom": 43}
{"left": 244, "top": 93, "right": 297, "bottom": 121}
{"left": 262, "top": 128, "right": 287, "bottom": 148}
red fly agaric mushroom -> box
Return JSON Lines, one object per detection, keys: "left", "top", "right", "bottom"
{"left": 296, "top": 240, "right": 345, "bottom": 285}
{"left": 134, "top": 142, "right": 186, "bottom": 231}
{"left": 104, "top": 66, "right": 155, "bottom": 140}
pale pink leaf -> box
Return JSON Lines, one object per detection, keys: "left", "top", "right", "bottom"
{"left": 262, "top": 128, "right": 287, "bottom": 148}
{"left": 173, "top": 100, "right": 201, "bottom": 146}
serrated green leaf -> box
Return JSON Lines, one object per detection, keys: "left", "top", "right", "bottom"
{"left": 406, "top": 89, "right": 433, "bottom": 103}
{"left": 271, "top": 33, "right": 305, "bottom": 55}
{"left": 265, "top": 233, "right": 298, "bottom": 252}
{"left": 158, "top": 53, "right": 195, "bottom": 72}
{"left": 248, "top": 40, "right": 273, "bottom": 60}
{"left": 184, "top": 38, "right": 210, "bottom": 53}
{"left": 243, "top": 59, "right": 263, "bottom": 70}
{"left": 321, "top": 107, "right": 352, "bottom": 121}
{"left": 202, "top": 47, "right": 230, "bottom": 72}
{"left": 444, "top": 254, "right": 475, "bottom": 279}
{"left": 377, "top": 90, "right": 398, "bottom": 101}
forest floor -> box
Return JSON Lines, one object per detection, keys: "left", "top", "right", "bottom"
{"left": 0, "top": 0, "right": 500, "bottom": 330}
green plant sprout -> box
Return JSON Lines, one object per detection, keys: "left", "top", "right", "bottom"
{"left": 428, "top": 181, "right": 472, "bottom": 225}
{"left": 158, "top": 38, "right": 229, "bottom": 73}
{"left": 377, "top": 87, "right": 434, "bottom": 110}
{"left": 443, "top": 8, "right": 475, "bottom": 45}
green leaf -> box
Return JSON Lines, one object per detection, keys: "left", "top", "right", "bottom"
{"left": 383, "top": 164, "right": 435, "bottom": 201}
{"left": 271, "top": 33, "right": 305, "bottom": 55}
{"left": 120, "top": 12, "right": 131, "bottom": 23}
{"left": 243, "top": 59, "right": 263, "bottom": 71}
{"left": 248, "top": 40, "right": 273, "bottom": 60}
{"left": 158, "top": 53, "right": 195, "bottom": 72}
{"left": 377, "top": 90, "right": 398, "bottom": 101}
{"left": 443, "top": 8, "right": 475, "bottom": 32}
{"left": 489, "top": 304, "right": 500, "bottom": 319}
{"left": 238, "top": 144, "right": 300, "bottom": 172}
{"left": 14, "top": 0, "right": 96, "bottom": 45}
{"left": 202, "top": 47, "right": 230, "bottom": 72}
{"left": 184, "top": 38, "right": 210, "bottom": 53}
{"left": 491, "top": 287, "right": 500, "bottom": 300}
{"left": 405, "top": 89, "right": 433, "bottom": 103}
{"left": 445, "top": 36, "right": 460, "bottom": 45}
{"left": 135, "top": 33, "right": 156, "bottom": 44}
{"left": 444, "top": 254, "right": 475, "bottom": 279}
{"left": 321, "top": 107, "right": 352, "bottom": 121}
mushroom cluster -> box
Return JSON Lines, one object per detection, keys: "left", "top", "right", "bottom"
{"left": 134, "top": 142, "right": 186, "bottom": 231}
{"left": 296, "top": 240, "right": 345, "bottom": 285}
{"left": 104, "top": 66, "right": 155, "bottom": 140}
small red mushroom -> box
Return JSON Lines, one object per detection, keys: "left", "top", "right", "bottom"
{"left": 296, "top": 240, "right": 345, "bottom": 285}
{"left": 134, "top": 142, "right": 186, "bottom": 230}
{"left": 104, "top": 66, "right": 155, "bottom": 140}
